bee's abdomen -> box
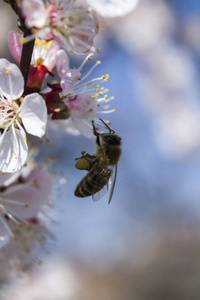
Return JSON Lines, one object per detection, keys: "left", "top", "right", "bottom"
{"left": 74, "top": 166, "right": 111, "bottom": 198}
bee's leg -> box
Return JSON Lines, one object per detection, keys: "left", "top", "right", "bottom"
{"left": 92, "top": 120, "right": 101, "bottom": 146}
{"left": 85, "top": 153, "right": 97, "bottom": 161}
{"left": 75, "top": 152, "right": 96, "bottom": 161}
{"left": 75, "top": 151, "right": 86, "bottom": 161}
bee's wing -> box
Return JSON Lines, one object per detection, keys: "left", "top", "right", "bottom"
{"left": 92, "top": 184, "right": 109, "bottom": 202}
{"left": 108, "top": 164, "right": 118, "bottom": 205}
{"left": 91, "top": 164, "right": 112, "bottom": 202}
{"left": 92, "top": 166, "right": 116, "bottom": 203}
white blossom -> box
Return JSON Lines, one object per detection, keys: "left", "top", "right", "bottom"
{"left": 0, "top": 59, "right": 47, "bottom": 172}
{"left": 21, "top": 0, "right": 99, "bottom": 54}
{"left": 56, "top": 50, "right": 115, "bottom": 137}
{"left": 85, "top": 0, "right": 138, "bottom": 18}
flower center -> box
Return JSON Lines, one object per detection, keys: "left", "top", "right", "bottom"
{"left": 0, "top": 97, "right": 20, "bottom": 130}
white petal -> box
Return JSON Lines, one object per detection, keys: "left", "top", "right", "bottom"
{"left": 0, "top": 225, "right": 10, "bottom": 248}
{"left": 60, "top": 69, "right": 81, "bottom": 96}
{"left": 0, "top": 59, "right": 24, "bottom": 101}
{"left": 72, "top": 117, "right": 94, "bottom": 138}
{"left": 54, "top": 9, "right": 99, "bottom": 54}
{"left": 0, "top": 171, "right": 20, "bottom": 187}
{"left": 86, "top": 0, "right": 138, "bottom": 17}
{"left": 43, "top": 41, "right": 60, "bottom": 72}
{"left": 0, "top": 128, "right": 28, "bottom": 173}
{"left": 21, "top": 0, "right": 47, "bottom": 28}
{"left": 49, "top": 118, "right": 81, "bottom": 136}
{"left": 56, "top": 49, "right": 70, "bottom": 78}
{"left": 8, "top": 31, "right": 22, "bottom": 65}
{"left": 19, "top": 93, "right": 47, "bottom": 138}
{"left": 2, "top": 166, "right": 52, "bottom": 219}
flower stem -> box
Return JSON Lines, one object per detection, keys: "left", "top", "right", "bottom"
{"left": 19, "top": 22, "right": 35, "bottom": 94}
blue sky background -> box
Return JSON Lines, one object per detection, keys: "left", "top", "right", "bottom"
{"left": 26, "top": 0, "right": 200, "bottom": 268}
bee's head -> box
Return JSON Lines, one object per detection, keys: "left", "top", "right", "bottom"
{"left": 101, "top": 133, "right": 121, "bottom": 146}
{"left": 92, "top": 119, "right": 121, "bottom": 146}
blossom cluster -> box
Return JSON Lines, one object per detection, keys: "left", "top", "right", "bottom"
{"left": 0, "top": 0, "right": 121, "bottom": 274}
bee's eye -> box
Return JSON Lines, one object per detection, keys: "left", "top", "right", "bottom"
{"left": 105, "top": 136, "right": 113, "bottom": 143}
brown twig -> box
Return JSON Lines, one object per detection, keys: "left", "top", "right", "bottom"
{"left": 19, "top": 21, "right": 35, "bottom": 93}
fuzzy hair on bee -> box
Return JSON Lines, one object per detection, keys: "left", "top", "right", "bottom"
{"left": 74, "top": 119, "right": 121, "bottom": 204}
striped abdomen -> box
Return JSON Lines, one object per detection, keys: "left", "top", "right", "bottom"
{"left": 74, "top": 164, "right": 111, "bottom": 198}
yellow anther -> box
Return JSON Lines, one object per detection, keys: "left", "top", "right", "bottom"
{"left": 19, "top": 97, "right": 24, "bottom": 102}
{"left": 87, "top": 17, "right": 92, "bottom": 22}
{"left": 104, "top": 95, "right": 108, "bottom": 99}
{"left": 13, "top": 236, "right": 17, "bottom": 240}
{"left": 48, "top": 156, "right": 56, "bottom": 163}
{"left": 42, "top": 39, "right": 52, "bottom": 50}
{"left": 88, "top": 53, "right": 94, "bottom": 60}
{"left": 23, "top": 137, "right": 27, "bottom": 141}
{"left": 96, "top": 60, "right": 101, "bottom": 65}
{"left": 15, "top": 156, "right": 18, "bottom": 159}
{"left": 78, "top": 77, "right": 81, "bottom": 81}
{"left": 31, "top": 28, "right": 37, "bottom": 34}
{"left": 110, "top": 96, "right": 114, "bottom": 100}
{"left": 96, "top": 85, "right": 99, "bottom": 88}
{"left": 24, "top": 204, "right": 29, "bottom": 208}
{"left": 101, "top": 87, "right": 104, "bottom": 91}
{"left": 68, "top": 16, "right": 76, "bottom": 22}
{"left": 26, "top": 224, "right": 32, "bottom": 231}
{"left": 107, "top": 121, "right": 111, "bottom": 125}
{"left": 33, "top": 179, "right": 37, "bottom": 184}
{"left": 1, "top": 202, "right": 4, "bottom": 206}
{"left": 102, "top": 75, "right": 105, "bottom": 79}
{"left": 105, "top": 88, "right": 109, "bottom": 93}
{"left": 106, "top": 74, "right": 109, "bottom": 78}
{"left": 105, "top": 105, "right": 110, "bottom": 109}
{"left": 99, "top": 92, "right": 102, "bottom": 96}
{"left": 18, "top": 223, "right": 23, "bottom": 227}
{"left": 2, "top": 172, "right": 5, "bottom": 175}
{"left": 34, "top": 37, "right": 41, "bottom": 47}
{"left": 111, "top": 109, "right": 115, "bottom": 112}
{"left": 20, "top": 37, "right": 26, "bottom": 44}
{"left": 36, "top": 57, "right": 44, "bottom": 66}
{"left": 95, "top": 23, "right": 100, "bottom": 31}
{"left": 97, "top": 103, "right": 100, "bottom": 107}
{"left": 6, "top": 70, "right": 10, "bottom": 75}
{"left": 96, "top": 88, "right": 99, "bottom": 92}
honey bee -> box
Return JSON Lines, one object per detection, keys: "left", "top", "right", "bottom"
{"left": 74, "top": 119, "right": 121, "bottom": 204}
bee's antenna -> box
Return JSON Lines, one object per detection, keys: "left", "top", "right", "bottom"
{"left": 99, "top": 118, "right": 115, "bottom": 134}
{"left": 92, "top": 120, "right": 101, "bottom": 145}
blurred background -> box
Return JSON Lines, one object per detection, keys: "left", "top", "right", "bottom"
{"left": 1, "top": 0, "right": 200, "bottom": 299}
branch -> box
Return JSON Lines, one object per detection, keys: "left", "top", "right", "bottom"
{"left": 18, "top": 19, "right": 35, "bottom": 94}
